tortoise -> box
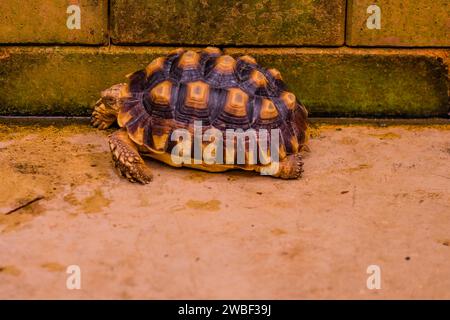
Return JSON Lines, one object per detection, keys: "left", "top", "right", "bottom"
{"left": 91, "top": 47, "right": 308, "bottom": 183}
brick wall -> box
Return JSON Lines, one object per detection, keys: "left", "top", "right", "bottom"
{"left": 0, "top": 0, "right": 448, "bottom": 117}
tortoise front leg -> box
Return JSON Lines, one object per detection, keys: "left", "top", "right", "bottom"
{"left": 108, "top": 129, "right": 153, "bottom": 184}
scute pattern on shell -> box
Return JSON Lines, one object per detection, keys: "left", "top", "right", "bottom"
{"left": 118, "top": 47, "right": 308, "bottom": 163}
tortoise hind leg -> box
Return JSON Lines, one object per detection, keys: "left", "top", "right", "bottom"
{"left": 257, "top": 153, "right": 304, "bottom": 179}
{"left": 276, "top": 153, "right": 304, "bottom": 179}
{"left": 109, "top": 129, "right": 153, "bottom": 184}
{"left": 91, "top": 83, "right": 126, "bottom": 130}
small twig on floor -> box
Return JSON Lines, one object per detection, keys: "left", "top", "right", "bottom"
{"left": 4, "top": 196, "right": 45, "bottom": 215}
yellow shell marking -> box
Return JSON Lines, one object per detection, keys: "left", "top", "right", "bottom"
{"left": 239, "top": 55, "right": 257, "bottom": 64}
{"left": 117, "top": 111, "right": 133, "bottom": 127}
{"left": 119, "top": 84, "right": 131, "bottom": 99}
{"left": 250, "top": 70, "right": 268, "bottom": 87}
{"left": 128, "top": 126, "right": 145, "bottom": 146}
{"left": 224, "top": 88, "right": 248, "bottom": 117}
{"left": 185, "top": 81, "right": 210, "bottom": 109}
{"left": 150, "top": 81, "right": 172, "bottom": 106}
{"left": 152, "top": 133, "right": 169, "bottom": 151}
{"left": 145, "top": 57, "right": 165, "bottom": 76}
{"left": 260, "top": 99, "right": 279, "bottom": 120}
{"left": 214, "top": 55, "right": 236, "bottom": 73}
{"left": 290, "top": 135, "right": 299, "bottom": 153}
{"left": 169, "top": 48, "right": 184, "bottom": 56}
{"left": 281, "top": 91, "right": 296, "bottom": 110}
{"left": 278, "top": 144, "right": 287, "bottom": 160}
{"left": 203, "top": 47, "right": 222, "bottom": 55}
{"left": 178, "top": 50, "right": 200, "bottom": 69}
{"left": 268, "top": 68, "right": 283, "bottom": 80}
{"left": 245, "top": 149, "right": 257, "bottom": 165}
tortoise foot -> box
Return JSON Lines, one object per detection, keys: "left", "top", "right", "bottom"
{"left": 275, "top": 153, "right": 304, "bottom": 179}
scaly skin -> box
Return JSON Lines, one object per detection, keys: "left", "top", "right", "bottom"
{"left": 108, "top": 129, "right": 153, "bottom": 184}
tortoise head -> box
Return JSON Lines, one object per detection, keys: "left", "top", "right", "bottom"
{"left": 100, "top": 83, "right": 129, "bottom": 111}
{"left": 91, "top": 83, "right": 128, "bottom": 129}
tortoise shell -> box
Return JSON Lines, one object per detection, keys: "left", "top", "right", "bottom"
{"left": 116, "top": 47, "right": 308, "bottom": 164}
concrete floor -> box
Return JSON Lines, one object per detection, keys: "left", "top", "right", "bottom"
{"left": 0, "top": 120, "right": 449, "bottom": 299}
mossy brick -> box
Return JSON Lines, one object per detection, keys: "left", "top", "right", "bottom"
{"left": 110, "top": 0, "right": 345, "bottom": 46}
{"left": 0, "top": 46, "right": 448, "bottom": 117}
{"left": 225, "top": 48, "right": 449, "bottom": 117}
{"left": 0, "top": 47, "right": 175, "bottom": 116}
{"left": 0, "top": 0, "right": 108, "bottom": 44}
{"left": 347, "top": 0, "right": 450, "bottom": 47}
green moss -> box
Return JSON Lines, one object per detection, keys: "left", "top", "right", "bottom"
{"left": 0, "top": 47, "right": 448, "bottom": 117}
{"left": 0, "top": 47, "right": 175, "bottom": 116}
{"left": 0, "top": 1, "right": 108, "bottom": 44}
{"left": 226, "top": 48, "right": 449, "bottom": 117}
{"left": 347, "top": 0, "right": 450, "bottom": 47}
{"left": 111, "top": 0, "right": 345, "bottom": 46}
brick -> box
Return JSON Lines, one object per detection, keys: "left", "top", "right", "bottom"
{"left": 347, "top": 0, "right": 450, "bottom": 47}
{"left": 111, "top": 0, "right": 345, "bottom": 46}
{"left": 0, "top": 47, "right": 174, "bottom": 115}
{"left": 0, "top": 47, "right": 448, "bottom": 117}
{"left": 225, "top": 48, "right": 449, "bottom": 117}
{"left": 0, "top": 0, "right": 108, "bottom": 44}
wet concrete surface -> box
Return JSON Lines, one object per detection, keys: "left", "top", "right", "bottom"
{"left": 0, "top": 121, "right": 449, "bottom": 299}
